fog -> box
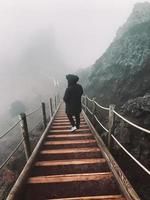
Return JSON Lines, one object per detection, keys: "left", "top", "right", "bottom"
{"left": 0, "top": 0, "right": 149, "bottom": 118}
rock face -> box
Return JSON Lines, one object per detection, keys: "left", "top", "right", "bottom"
{"left": 85, "top": 2, "right": 150, "bottom": 107}
{"left": 113, "top": 94, "right": 150, "bottom": 167}
{"left": 80, "top": 3, "right": 150, "bottom": 198}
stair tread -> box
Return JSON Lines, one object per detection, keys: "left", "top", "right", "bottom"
{"left": 35, "top": 158, "right": 106, "bottom": 166}
{"left": 47, "top": 133, "right": 92, "bottom": 138}
{"left": 28, "top": 172, "right": 113, "bottom": 184}
{"left": 44, "top": 139, "right": 96, "bottom": 145}
{"left": 50, "top": 129, "right": 90, "bottom": 133}
{"left": 48, "top": 194, "right": 125, "bottom": 200}
{"left": 40, "top": 147, "right": 101, "bottom": 154}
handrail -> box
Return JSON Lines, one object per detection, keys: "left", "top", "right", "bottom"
{"left": 94, "top": 101, "right": 109, "bottom": 111}
{"left": 0, "top": 120, "right": 21, "bottom": 140}
{"left": 86, "top": 107, "right": 93, "bottom": 115}
{"left": 0, "top": 106, "right": 42, "bottom": 141}
{"left": 83, "top": 94, "right": 150, "bottom": 175}
{"left": 114, "top": 110, "right": 150, "bottom": 135}
{"left": 29, "top": 119, "right": 43, "bottom": 132}
{"left": 111, "top": 135, "right": 150, "bottom": 175}
{"left": 94, "top": 115, "right": 109, "bottom": 132}
{"left": 0, "top": 138, "right": 24, "bottom": 170}
{"left": 26, "top": 105, "right": 42, "bottom": 117}
{"left": 86, "top": 96, "right": 94, "bottom": 102}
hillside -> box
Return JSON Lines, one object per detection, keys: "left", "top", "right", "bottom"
{"left": 79, "top": 3, "right": 150, "bottom": 200}
{"left": 83, "top": 2, "right": 150, "bottom": 107}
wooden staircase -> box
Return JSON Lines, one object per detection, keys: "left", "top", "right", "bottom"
{"left": 22, "top": 104, "right": 126, "bottom": 200}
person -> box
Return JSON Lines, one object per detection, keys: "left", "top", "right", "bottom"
{"left": 63, "top": 74, "right": 83, "bottom": 132}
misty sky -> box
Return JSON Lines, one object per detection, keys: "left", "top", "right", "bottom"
{"left": 0, "top": 0, "right": 149, "bottom": 115}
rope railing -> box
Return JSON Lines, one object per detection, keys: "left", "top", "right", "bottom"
{"left": 86, "top": 106, "right": 93, "bottom": 115}
{"left": 114, "top": 110, "right": 150, "bottom": 135}
{"left": 0, "top": 138, "right": 24, "bottom": 170}
{"left": 29, "top": 119, "right": 43, "bottom": 133}
{"left": 94, "top": 115, "right": 109, "bottom": 132}
{"left": 0, "top": 120, "right": 21, "bottom": 140}
{"left": 26, "top": 105, "right": 42, "bottom": 117}
{"left": 0, "top": 94, "right": 60, "bottom": 172}
{"left": 94, "top": 101, "right": 109, "bottom": 111}
{"left": 82, "top": 94, "right": 150, "bottom": 175}
{"left": 111, "top": 135, "right": 150, "bottom": 175}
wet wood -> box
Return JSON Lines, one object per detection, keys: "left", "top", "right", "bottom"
{"left": 44, "top": 139, "right": 96, "bottom": 145}
{"left": 40, "top": 147, "right": 101, "bottom": 154}
{"left": 51, "top": 125, "right": 89, "bottom": 130}
{"left": 49, "top": 194, "right": 125, "bottom": 200}
{"left": 47, "top": 133, "right": 92, "bottom": 138}
{"left": 49, "top": 129, "right": 90, "bottom": 133}
{"left": 27, "top": 172, "right": 112, "bottom": 184}
{"left": 35, "top": 158, "right": 106, "bottom": 166}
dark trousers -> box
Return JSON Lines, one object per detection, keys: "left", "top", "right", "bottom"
{"left": 67, "top": 113, "right": 80, "bottom": 128}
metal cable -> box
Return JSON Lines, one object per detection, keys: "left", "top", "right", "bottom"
{"left": 94, "top": 115, "right": 109, "bottom": 132}
{"left": 111, "top": 135, "right": 150, "bottom": 175}
{"left": 26, "top": 106, "right": 41, "bottom": 117}
{"left": 0, "top": 138, "right": 24, "bottom": 170}
{"left": 113, "top": 110, "right": 150, "bottom": 135}
{"left": 29, "top": 119, "right": 43, "bottom": 132}
{"left": 0, "top": 120, "right": 21, "bottom": 140}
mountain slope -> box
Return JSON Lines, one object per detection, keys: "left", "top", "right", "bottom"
{"left": 84, "top": 3, "right": 150, "bottom": 106}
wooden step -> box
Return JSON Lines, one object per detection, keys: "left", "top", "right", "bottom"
{"left": 52, "top": 122, "right": 87, "bottom": 126}
{"left": 35, "top": 158, "right": 106, "bottom": 167}
{"left": 50, "top": 129, "right": 90, "bottom": 133}
{"left": 40, "top": 147, "right": 101, "bottom": 154}
{"left": 44, "top": 139, "right": 96, "bottom": 145}
{"left": 47, "top": 133, "right": 92, "bottom": 138}
{"left": 28, "top": 172, "right": 112, "bottom": 184}
{"left": 51, "top": 125, "right": 89, "bottom": 130}
{"left": 49, "top": 195, "right": 125, "bottom": 200}
{"left": 54, "top": 119, "right": 85, "bottom": 122}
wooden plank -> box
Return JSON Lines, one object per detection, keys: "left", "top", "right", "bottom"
{"left": 52, "top": 123, "right": 87, "bottom": 126}
{"left": 47, "top": 133, "right": 92, "bottom": 138}
{"left": 51, "top": 125, "right": 89, "bottom": 129}
{"left": 27, "top": 172, "right": 112, "bottom": 184}
{"left": 54, "top": 119, "right": 85, "bottom": 122}
{"left": 49, "top": 129, "right": 90, "bottom": 133}
{"left": 44, "top": 139, "right": 96, "bottom": 145}
{"left": 54, "top": 117, "right": 85, "bottom": 120}
{"left": 47, "top": 194, "right": 125, "bottom": 200}
{"left": 40, "top": 147, "right": 101, "bottom": 154}
{"left": 35, "top": 158, "right": 106, "bottom": 166}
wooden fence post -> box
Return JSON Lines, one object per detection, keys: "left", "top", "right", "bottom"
{"left": 19, "top": 113, "right": 31, "bottom": 161}
{"left": 85, "top": 95, "right": 87, "bottom": 114}
{"left": 108, "top": 104, "right": 115, "bottom": 150}
{"left": 92, "top": 98, "right": 96, "bottom": 124}
{"left": 49, "top": 98, "right": 53, "bottom": 118}
{"left": 41, "top": 102, "right": 47, "bottom": 128}
{"left": 55, "top": 95, "right": 57, "bottom": 110}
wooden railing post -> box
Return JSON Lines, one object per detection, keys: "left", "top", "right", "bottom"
{"left": 19, "top": 113, "right": 31, "bottom": 161}
{"left": 57, "top": 94, "right": 60, "bottom": 104}
{"left": 55, "top": 95, "right": 57, "bottom": 110}
{"left": 49, "top": 98, "right": 53, "bottom": 118}
{"left": 92, "top": 98, "right": 96, "bottom": 124}
{"left": 41, "top": 102, "right": 47, "bottom": 128}
{"left": 108, "top": 104, "right": 115, "bottom": 150}
{"left": 84, "top": 95, "right": 87, "bottom": 114}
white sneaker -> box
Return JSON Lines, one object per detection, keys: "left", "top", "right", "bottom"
{"left": 70, "top": 126, "right": 77, "bottom": 132}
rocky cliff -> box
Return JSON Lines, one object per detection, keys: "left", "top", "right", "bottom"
{"left": 84, "top": 2, "right": 150, "bottom": 107}
{"left": 80, "top": 3, "right": 150, "bottom": 199}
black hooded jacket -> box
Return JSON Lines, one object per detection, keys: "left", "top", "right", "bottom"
{"left": 63, "top": 75, "right": 83, "bottom": 114}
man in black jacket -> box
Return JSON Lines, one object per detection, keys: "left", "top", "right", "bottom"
{"left": 63, "top": 74, "right": 83, "bottom": 132}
